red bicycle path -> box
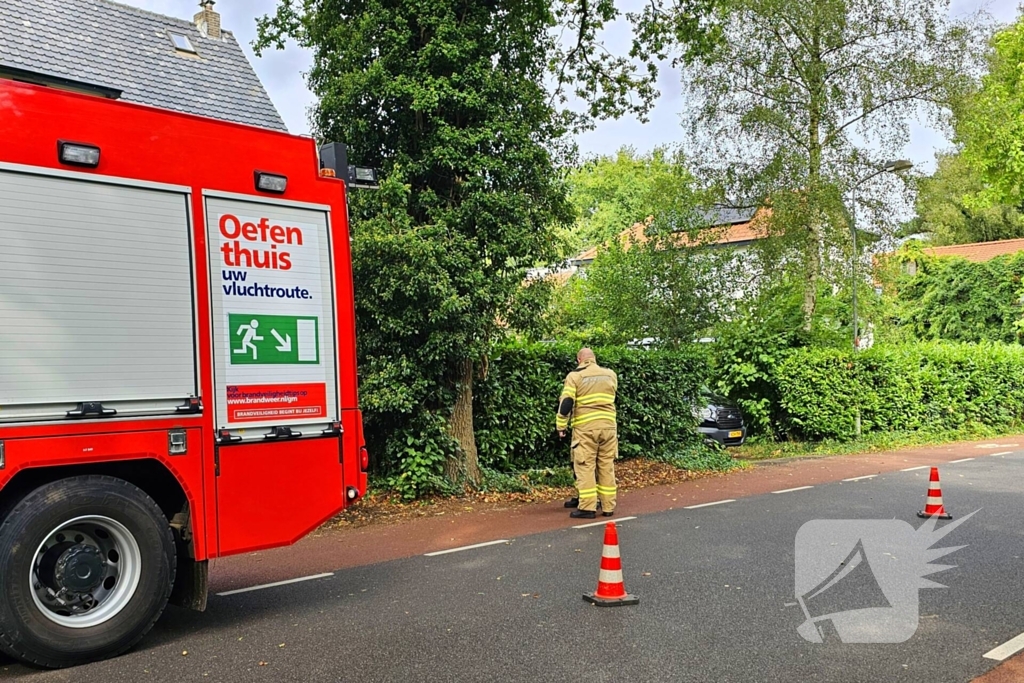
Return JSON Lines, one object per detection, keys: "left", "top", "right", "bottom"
{"left": 209, "top": 435, "right": 1023, "bottom": 593}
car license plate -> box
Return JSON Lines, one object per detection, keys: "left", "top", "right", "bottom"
{"left": 729, "top": 430, "right": 742, "bottom": 438}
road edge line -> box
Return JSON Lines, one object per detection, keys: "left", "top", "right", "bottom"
{"left": 424, "top": 539, "right": 510, "bottom": 557}
{"left": 216, "top": 572, "right": 335, "bottom": 596}
{"left": 983, "top": 632, "right": 1024, "bottom": 661}
{"left": 684, "top": 499, "right": 735, "bottom": 509}
{"left": 572, "top": 516, "right": 637, "bottom": 529}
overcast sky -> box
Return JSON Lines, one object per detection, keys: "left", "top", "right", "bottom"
{"left": 136, "top": 0, "right": 1019, "bottom": 173}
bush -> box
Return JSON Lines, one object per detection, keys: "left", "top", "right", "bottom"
{"left": 772, "top": 342, "right": 1024, "bottom": 440}
{"left": 474, "top": 340, "right": 712, "bottom": 471}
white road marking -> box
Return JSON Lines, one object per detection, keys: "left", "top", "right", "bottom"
{"left": 843, "top": 475, "right": 877, "bottom": 482}
{"left": 992, "top": 451, "right": 1013, "bottom": 457}
{"left": 424, "top": 539, "right": 509, "bottom": 556}
{"left": 983, "top": 632, "right": 1024, "bottom": 661}
{"left": 216, "top": 573, "right": 335, "bottom": 596}
{"left": 572, "top": 516, "right": 637, "bottom": 529}
{"left": 684, "top": 499, "right": 735, "bottom": 509}
{"left": 772, "top": 486, "right": 814, "bottom": 494}
{"left": 901, "top": 466, "right": 929, "bottom": 471}
{"left": 948, "top": 458, "right": 975, "bottom": 464}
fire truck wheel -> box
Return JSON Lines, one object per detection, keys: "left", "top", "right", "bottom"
{"left": 0, "top": 475, "right": 176, "bottom": 668}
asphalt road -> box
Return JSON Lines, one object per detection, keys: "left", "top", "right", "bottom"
{"left": 2, "top": 452, "right": 1023, "bottom": 682}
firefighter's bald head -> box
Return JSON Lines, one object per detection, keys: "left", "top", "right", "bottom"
{"left": 577, "top": 348, "right": 596, "bottom": 364}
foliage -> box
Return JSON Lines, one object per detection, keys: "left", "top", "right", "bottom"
{"left": 891, "top": 252, "right": 1024, "bottom": 344}
{"left": 772, "top": 342, "right": 1024, "bottom": 441}
{"left": 957, "top": 16, "right": 1024, "bottom": 209}
{"left": 648, "top": 443, "right": 737, "bottom": 472}
{"left": 681, "top": 0, "right": 983, "bottom": 328}
{"left": 567, "top": 235, "right": 740, "bottom": 346}
{"left": 914, "top": 152, "right": 1024, "bottom": 245}
{"left": 563, "top": 146, "right": 705, "bottom": 252}
{"left": 474, "top": 341, "right": 712, "bottom": 471}
{"left": 710, "top": 277, "right": 879, "bottom": 436}
{"left": 256, "top": 0, "right": 579, "bottom": 489}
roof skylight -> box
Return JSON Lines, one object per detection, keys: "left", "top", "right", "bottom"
{"left": 168, "top": 32, "right": 196, "bottom": 54}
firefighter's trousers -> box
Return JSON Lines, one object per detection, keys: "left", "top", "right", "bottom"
{"left": 571, "top": 423, "right": 617, "bottom": 512}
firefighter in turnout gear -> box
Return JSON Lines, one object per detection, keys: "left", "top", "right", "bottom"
{"left": 556, "top": 348, "right": 618, "bottom": 519}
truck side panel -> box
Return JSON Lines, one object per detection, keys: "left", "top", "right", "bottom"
{"left": 0, "top": 80, "right": 365, "bottom": 561}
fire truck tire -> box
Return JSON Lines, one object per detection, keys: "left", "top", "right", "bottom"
{"left": 0, "top": 475, "right": 176, "bottom": 668}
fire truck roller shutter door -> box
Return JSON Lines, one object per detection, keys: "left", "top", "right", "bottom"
{"left": 0, "top": 168, "right": 197, "bottom": 421}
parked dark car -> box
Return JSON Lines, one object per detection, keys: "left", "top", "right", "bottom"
{"left": 696, "top": 392, "right": 747, "bottom": 447}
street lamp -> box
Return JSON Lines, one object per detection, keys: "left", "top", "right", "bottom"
{"left": 850, "top": 159, "right": 913, "bottom": 352}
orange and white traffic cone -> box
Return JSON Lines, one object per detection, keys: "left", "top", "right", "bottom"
{"left": 583, "top": 522, "right": 640, "bottom": 607}
{"left": 917, "top": 466, "right": 953, "bottom": 520}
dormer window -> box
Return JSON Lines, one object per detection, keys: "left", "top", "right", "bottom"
{"left": 168, "top": 32, "right": 196, "bottom": 54}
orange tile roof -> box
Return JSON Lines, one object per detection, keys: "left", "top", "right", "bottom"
{"left": 574, "top": 209, "right": 769, "bottom": 264}
{"left": 920, "top": 237, "right": 1024, "bottom": 263}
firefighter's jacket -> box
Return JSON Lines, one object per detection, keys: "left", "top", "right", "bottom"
{"left": 555, "top": 360, "right": 617, "bottom": 431}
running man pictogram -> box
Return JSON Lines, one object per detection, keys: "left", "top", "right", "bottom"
{"left": 233, "top": 319, "right": 264, "bottom": 360}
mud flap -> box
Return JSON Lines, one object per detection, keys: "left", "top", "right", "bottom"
{"left": 169, "top": 557, "right": 208, "bottom": 612}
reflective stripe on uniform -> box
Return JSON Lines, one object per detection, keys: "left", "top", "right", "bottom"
{"left": 555, "top": 415, "right": 569, "bottom": 429}
{"left": 596, "top": 485, "right": 617, "bottom": 493}
{"left": 577, "top": 487, "right": 598, "bottom": 497}
{"left": 575, "top": 393, "right": 615, "bottom": 405}
{"left": 571, "top": 412, "right": 616, "bottom": 427}
{"left": 561, "top": 386, "right": 576, "bottom": 398}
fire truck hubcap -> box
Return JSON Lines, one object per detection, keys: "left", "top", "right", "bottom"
{"left": 30, "top": 516, "right": 142, "bottom": 629}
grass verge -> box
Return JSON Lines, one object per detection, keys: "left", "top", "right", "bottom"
{"left": 734, "top": 425, "right": 1023, "bottom": 461}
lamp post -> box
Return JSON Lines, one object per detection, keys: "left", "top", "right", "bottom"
{"left": 850, "top": 159, "right": 913, "bottom": 352}
{"left": 849, "top": 159, "right": 912, "bottom": 438}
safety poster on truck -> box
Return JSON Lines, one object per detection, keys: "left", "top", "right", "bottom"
{"left": 206, "top": 197, "right": 338, "bottom": 428}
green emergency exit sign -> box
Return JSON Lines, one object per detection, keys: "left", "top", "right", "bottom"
{"left": 228, "top": 313, "right": 320, "bottom": 365}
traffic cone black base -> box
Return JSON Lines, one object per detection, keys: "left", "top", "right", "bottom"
{"left": 917, "top": 511, "right": 953, "bottom": 520}
{"left": 583, "top": 593, "right": 640, "bottom": 607}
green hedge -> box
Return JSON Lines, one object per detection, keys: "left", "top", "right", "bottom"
{"left": 774, "top": 342, "right": 1024, "bottom": 440}
{"left": 474, "top": 341, "right": 711, "bottom": 470}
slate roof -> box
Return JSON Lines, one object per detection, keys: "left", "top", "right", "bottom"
{"left": 0, "top": 0, "right": 287, "bottom": 131}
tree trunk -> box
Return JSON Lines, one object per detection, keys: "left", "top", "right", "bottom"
{"left": 444, "top": 358, "right": 481, "bottom": 485}
{"left": 801, "top": 241, "right": 819, "bottom": 332}
{"left": 803, "top": 24, "right": 824, "bottom": 332}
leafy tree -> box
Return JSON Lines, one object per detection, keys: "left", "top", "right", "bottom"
{"left": 915, "top": 152, "right": 1024, "bottom": 246}
{"left": 958, "top": 16, "right": 1024, "bottom": 209}
{"left": 679, "top": 0, "right": 983, "bottom": 330}
{"left": 571, "top": 236, "right": 738, "bottom": 345}
{"left": 256, "top": 0, "right": 575, "bottom": 491}
{"left": 563, "top": 146, "right": 704, "bottom": 252}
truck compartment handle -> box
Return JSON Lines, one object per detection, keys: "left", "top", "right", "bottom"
{"left": 263, "top": 426, "right": 302, "bottom": 440}
{"left": 66, "top": 402, "right": 117, "bottom": 419}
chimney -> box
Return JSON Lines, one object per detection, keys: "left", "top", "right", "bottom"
{"left": 194, "top": 0, "right": 221, "bottom": 39}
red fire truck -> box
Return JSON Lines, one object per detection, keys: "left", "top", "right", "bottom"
{"left": 0, "top": 79, "right": 367, "bottom": 667}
